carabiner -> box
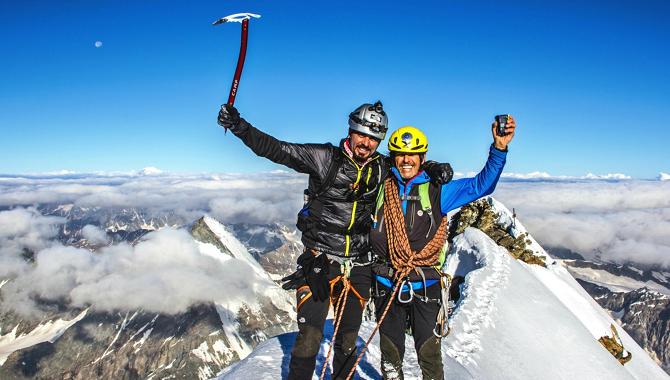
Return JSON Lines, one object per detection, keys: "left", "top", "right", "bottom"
{"left": 397, "top": 278, "right": 414, "bottom": 304}
{"left": 433, "top": 320, "right": 451, "bottom": 338}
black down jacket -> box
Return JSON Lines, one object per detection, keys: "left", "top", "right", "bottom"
{"left": 231, "top": 120, "right": 387, "bottom": 260}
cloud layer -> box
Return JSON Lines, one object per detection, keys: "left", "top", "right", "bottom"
{"left": 1, "top": 171, "right": 668, "bottom": 318}
{"left": 1, "top": 226, "right": 269, "bottom": 318}
{"left": 0, "top": 171, "right": 306, "bottom": 225}
{"left": 495, "top": 179, "right": 670, "bottom": 269}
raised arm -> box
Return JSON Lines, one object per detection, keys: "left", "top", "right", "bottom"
{"left": 218, "top": 104, "right": 330, "bottom": 175}
{"left": 439, "top": 115, "right": 517, "bottom": 214}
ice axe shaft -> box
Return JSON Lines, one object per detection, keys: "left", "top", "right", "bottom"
{"left": 227, "top": 18, "right": 248, "bottom": 105}
{"left": 213, "top": 13, "right": 260, "bottom": 106}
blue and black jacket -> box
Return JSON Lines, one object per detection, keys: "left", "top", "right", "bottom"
{"left": 371, "top": 144, "right": 508, "bottom": 289}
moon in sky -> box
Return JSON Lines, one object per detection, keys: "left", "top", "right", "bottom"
{"left": 94, "top": 41, "right": 103, "bottom": 48}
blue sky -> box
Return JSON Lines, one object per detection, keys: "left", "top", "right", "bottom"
{"left": 1, "top": 0, "right": 668, "bottom": 178}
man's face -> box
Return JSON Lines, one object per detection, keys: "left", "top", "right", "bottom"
{"left": 394, "top": 153, "right": 425, "bottom": 180}
{"left": 349, "top": 131, "right": 380, "bottom": 162}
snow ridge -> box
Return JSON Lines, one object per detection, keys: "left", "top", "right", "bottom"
{"left": 444, "top": 228, "right": 512, "bottom": 366}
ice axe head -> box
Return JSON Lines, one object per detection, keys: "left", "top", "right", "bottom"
{"left": 212, "top": 12, "right": 261, "bottom": 26}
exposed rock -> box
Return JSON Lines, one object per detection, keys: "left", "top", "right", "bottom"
{"left": 191, "top": 217, "right": 234, "bottom": 257}
{"left": 598, "top": 324, "right": 632, "bottom": 365}
{"left": 1, "top": 305, "right": 231, "bottom": 380}
{"left": 449, "top": 199, "right": 545, "bottom": 266}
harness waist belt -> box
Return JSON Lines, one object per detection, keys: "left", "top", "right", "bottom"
{"left": 375, "top": 275, "right": 439, "bottom": 293}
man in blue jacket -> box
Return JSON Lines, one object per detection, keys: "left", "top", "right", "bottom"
{"left": 369, "top": 117, "right": 516, "bottom": 379}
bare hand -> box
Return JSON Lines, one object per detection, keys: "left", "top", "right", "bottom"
{"left": 492, "top": 115, "right": 516, "bottom": 150}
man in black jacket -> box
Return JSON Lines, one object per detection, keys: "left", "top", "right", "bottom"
{"left": 217, "top": 102, "right": 452, "bottom": 380}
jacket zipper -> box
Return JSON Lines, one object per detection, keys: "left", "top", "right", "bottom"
{"left": 343, "top": 155, "right": 379, "bottom": 257}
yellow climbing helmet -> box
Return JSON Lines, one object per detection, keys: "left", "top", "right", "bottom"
{"left": 388, "top": 126, "right": 428, "bottom": 153}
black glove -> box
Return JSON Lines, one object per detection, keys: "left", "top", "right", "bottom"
{"left": 423, "top": 161, "right": 454, "bottom": 185}
{"left": 217, "top": 104, "right": 247, "bottom": 132}
{"left": 290, "top": 251, "right": 330, "bottom": 302}
{"left": 281, "top": 268, "right": 305, "bottom": 290}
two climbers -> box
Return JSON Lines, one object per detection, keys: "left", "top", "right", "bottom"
{"left": 217, "top": 102, "right": 453, "bottom": 380}
{"left": 369, "top": 118, "right": 516, "bottom": 379}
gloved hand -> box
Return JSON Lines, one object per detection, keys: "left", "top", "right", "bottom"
{"left": 217, "top": 104, "right": 248, "bottom": 132}
{"left": 290, "top": 250, "right": 330, "bottom": 302}
{"left": 281, "top": 268, "right": 305, "bottom": 290}
{"left": 422, "top": 161, "right": 454, "bottom": 185}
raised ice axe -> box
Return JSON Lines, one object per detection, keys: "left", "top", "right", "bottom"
{"left": 213, "top": 13, "right": 261, "bottom": 106}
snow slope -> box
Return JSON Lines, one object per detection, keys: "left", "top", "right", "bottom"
{"left": 217, "top": 198, "right": 668, "bottom": 379}
{"left": 217, "top": 320, "right": 474, "bottom": 380}
{"left": 0, "top": 309, "right": 88, "bottom": 366}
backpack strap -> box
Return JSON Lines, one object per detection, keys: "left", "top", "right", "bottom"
{"left": 418, "top": 182, "right": 431, "bottom": 211}
{"left": 372, "top": 182, "right": 385, "bottom": 228}
{"left": 311, "top": 145, "right": 343, "bottom": 200}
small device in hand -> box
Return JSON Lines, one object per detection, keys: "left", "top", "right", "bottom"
{"left": 495, "top": 114, "right": 509, "bottom": 136}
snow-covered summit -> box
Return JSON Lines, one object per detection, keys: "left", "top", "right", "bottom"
{"left": 218, "top": 197, "right": 669, "bottom": 379}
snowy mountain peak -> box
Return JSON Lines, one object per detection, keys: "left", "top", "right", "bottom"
{"left": 192, "top": 215, "right": 269, "bottom": 280}
{"left": 139, "top": 167, "right": 163, "bottom": 176}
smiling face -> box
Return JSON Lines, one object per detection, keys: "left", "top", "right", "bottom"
{"left": 348, "top": 131, "right": 380, "bottom": 162}
{"left": 393, "top": 153, "right": 425, "bottom": 180}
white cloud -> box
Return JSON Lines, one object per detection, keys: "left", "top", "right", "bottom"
{"left": 583, "top": 173, "right": 631, "bottom": 180}
{"left": 0, "top": 173, "right": 304, "bottom": 317}
{"left": 1, "top": 228, "right": 270, "bottom": 317}
{"left": 659, "top": 172, "right": 670, "bottom": 181}
{"left": 0, "top": 171, "right": 306, "bottom": 224}
{"left": 494, "top": 180, "right": 670, "bottom": 269}
{"left": 501, "top": 172, "right": 553, "bottom": 179}
{"left": 497, "top": 172, "right": 632, "bottom": 180}
{"left": 81, "top": 225, "right": 109, "bottom": 245}
{"left": 0, "top": 208, "right": 64, "bottom": 293}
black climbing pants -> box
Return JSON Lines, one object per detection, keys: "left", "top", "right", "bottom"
{"left": 288, "top": 262, "right": 371, "bottom": 380}
{"left": 373, "top": 282, "right": 444, "bottom": 380}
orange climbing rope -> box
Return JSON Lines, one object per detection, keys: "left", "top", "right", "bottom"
{"left": 345, "top": 177, "right": 449, "bottom": 380}
{"left": 318, "top": 275, "right": 351, "bottom": 380}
